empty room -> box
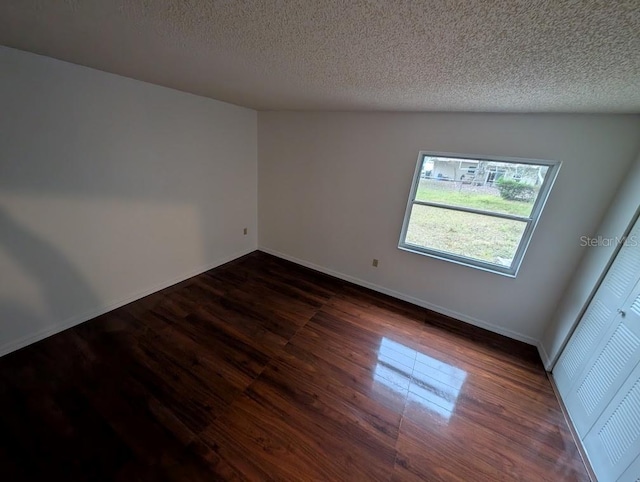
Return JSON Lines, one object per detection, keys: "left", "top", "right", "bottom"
{"left": 1, "top": 1, "right": 639, "bottom": 481}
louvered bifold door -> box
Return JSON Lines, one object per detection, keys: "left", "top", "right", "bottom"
{"left": 583, "top": 344, "right": 640, "bottom": 482}
{"left": 554, "top": 218, "right": 640, "bottom": 439}
{"left": 617, "top": 451, "right": 640, "bottom": 482}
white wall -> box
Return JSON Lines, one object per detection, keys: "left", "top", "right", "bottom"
{"left": 258, "top": 112, "right": 640, "bottom": 345}
{"left": 2, "top": 47, "right": 638, "bottom": 359}
{"left": 0, "top": 46, "right": 257, "bottom": 355}
{"left": 541, "top": 152, "right": 640, "bottom": 368}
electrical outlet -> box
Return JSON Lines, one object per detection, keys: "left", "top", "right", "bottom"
{"left": 372, "top": 259, "right": 379, "bottom": 267}
{"left": 243, "top": 228, "right": 248, "bottom": 235}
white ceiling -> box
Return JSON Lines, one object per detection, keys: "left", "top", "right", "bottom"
{"left": 1, "top": 0, "right": 639, "bottom": 113}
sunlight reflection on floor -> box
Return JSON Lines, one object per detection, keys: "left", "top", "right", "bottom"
{"left": 373, "top": 337, "right": 467, "bottom": 421}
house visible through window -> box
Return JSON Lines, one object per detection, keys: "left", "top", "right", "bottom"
{"left": 399, "top": 152, "right": 560, "bottom": 276}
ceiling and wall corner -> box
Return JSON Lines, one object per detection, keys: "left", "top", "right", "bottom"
{"left": 0, "top": 0, "right": 639, "bottom": 113}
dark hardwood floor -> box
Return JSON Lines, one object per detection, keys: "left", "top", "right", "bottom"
{"left": 0, "top": 251, "right": 588, "bottom": 481}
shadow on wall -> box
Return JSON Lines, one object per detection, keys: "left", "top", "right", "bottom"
{"left": 0, "top": 145, "right": 250, "bottom": 356}
{"left": 0, "top": 206, "right": 100, "bottom": 352}
{"left": 0, "top": 46, "right": 256, "bottom": 356}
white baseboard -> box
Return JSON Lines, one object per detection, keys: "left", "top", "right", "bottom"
{"left": 0, "top": 247, "right": 256, "bottom": 358}
{"left": 259, "top": 246, "right": 539, "bottom": 347}
{"left": 537, "top": 341, "right": 553, "bottom": 371}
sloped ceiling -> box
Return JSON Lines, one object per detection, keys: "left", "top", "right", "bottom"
{"left": 1, "top": 0, "right": 639, "bottom": 112}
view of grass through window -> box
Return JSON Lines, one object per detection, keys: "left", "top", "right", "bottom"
{"left": 400, "top": 154, "right": 557, "bottom": 274}
{"left": 405, "top": 204, "right": 527, "bottom": 264}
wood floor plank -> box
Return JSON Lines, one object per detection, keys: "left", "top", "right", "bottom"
{"left": 0, "top": 251, "right": 589, "bottom": 480}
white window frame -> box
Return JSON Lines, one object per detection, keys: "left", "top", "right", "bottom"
{"left": 398, "top": 151, "right": 561, "bottom": 277}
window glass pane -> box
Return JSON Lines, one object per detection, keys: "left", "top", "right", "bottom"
{"left": 416, "top": 156, "right": 548, "bottom": 217}
{"left": 404, "top": 204, "right": 527, "bottom": 267}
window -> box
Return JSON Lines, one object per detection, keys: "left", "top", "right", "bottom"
{"left": 399, "top": 152, "right": 560, "bottom": 277}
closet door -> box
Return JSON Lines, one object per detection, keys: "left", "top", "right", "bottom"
{"left": 554, "top": 218, "right": 640, "bottom": 438}
{"left": 618, "top": 453, "right": 640, "bottom": 482}
{"left": 582, "top": 345, "right": 640, "bottom": 482}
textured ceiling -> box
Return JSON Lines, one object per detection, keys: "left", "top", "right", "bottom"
{"left": 1, "top": 0, "right": 639, "bottom": 112}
